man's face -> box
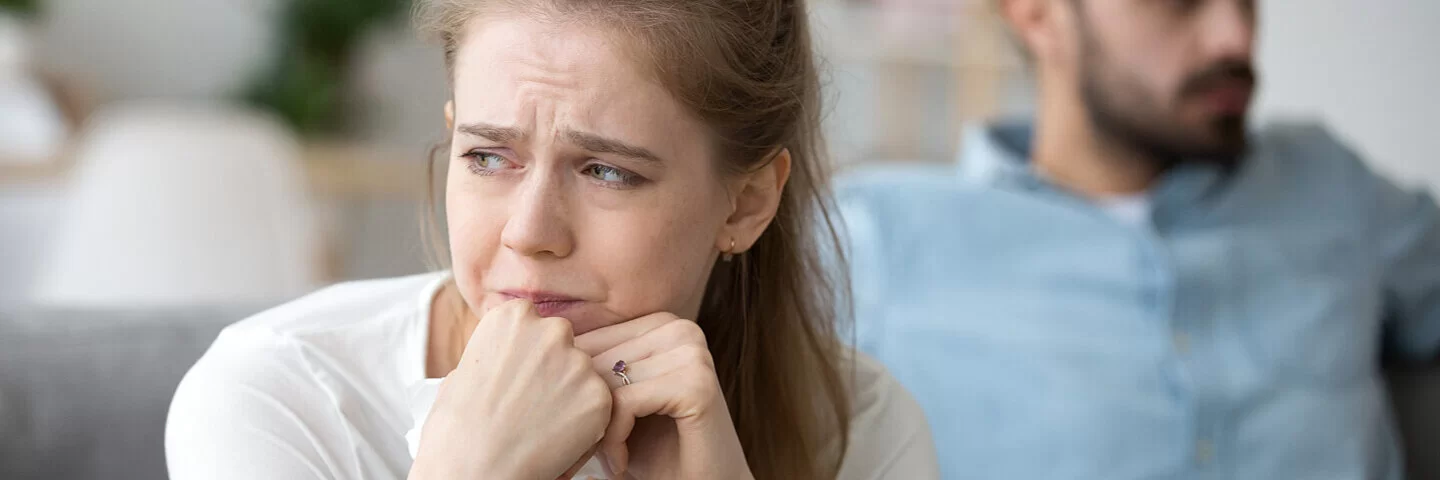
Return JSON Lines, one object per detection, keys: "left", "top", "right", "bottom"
{"left": 1067, "top": 0, "right": 1259, "bottom": 166}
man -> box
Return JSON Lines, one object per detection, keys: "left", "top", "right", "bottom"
{"left": 836, "top": 0, "right": 1440, "bottom": 478}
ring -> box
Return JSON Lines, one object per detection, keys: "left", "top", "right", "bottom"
{"left": 612, "top": 360, "right": 632, "bottom": 386}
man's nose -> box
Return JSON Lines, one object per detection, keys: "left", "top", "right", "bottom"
{"left": 1199, "top": 0, "right": 1258, "bottom": 63}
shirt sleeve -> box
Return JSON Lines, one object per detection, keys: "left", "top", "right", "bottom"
{"left": 836, "top": 355, "right": 941, "bottom": 480}
{"left": 165, "top": 329, "right": 349, "bottom": 479}
{"left": 1373, "top": 178, "right": 1440, "bottom": 360}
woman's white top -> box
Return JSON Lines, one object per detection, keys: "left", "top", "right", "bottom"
{"left": 165, "top": 272, "right": 939, "bottom": 479}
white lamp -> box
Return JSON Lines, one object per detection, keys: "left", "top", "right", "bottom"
{"left": 32, "top": 101, "right": 322, "bottom": 307}
{"left": 34, "top": 0, "right": 280, "bottom": 101}
{"left": 0, "top": 13, "right": 68, "bottom": 164}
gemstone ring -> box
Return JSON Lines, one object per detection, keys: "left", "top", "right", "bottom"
{"left": 612, "top": 360, "right": 632, "bottom": 386}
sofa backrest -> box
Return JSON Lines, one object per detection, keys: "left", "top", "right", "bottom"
{"left": 3, "top": 307, "right": 1439, "bottom": 480}
{"left": 0, "top": 307, "right": 261, "bottom": 480}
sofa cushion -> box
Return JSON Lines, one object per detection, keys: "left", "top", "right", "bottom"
{"left": 0, "top": 306, "right": 262, "bottom": 480}
{"left": 1388, "top": 367, "right": 1440, "bottom": 479}
{"left": 2, "top": 305, "right": 1439, "bottom": 480}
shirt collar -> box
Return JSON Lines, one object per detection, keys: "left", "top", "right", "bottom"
{"left": 957, "top": 118, "right": 1233, "bottom": 212}
{"left": 958, "top": 119, "right": 1036, "bottom": 188}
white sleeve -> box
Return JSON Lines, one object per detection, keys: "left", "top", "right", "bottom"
{"left": 836, "top": 355, "right": 941, "bottom": 480}
{"left": 165, "top": 329, "right": 350, "bottom": 479}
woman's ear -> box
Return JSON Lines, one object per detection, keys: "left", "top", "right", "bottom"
{"left": 719, "top": 148, "right": 792, "bottom": 255}
{"left": 444, "top": 100, "right": 455, "bottom": 131}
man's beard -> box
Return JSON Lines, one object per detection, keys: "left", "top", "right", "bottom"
{"left": 1076, "top": 22, "right": 1256, "bottom": 171}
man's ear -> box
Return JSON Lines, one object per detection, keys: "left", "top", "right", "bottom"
{"left": 717, "top": 149, "right": 792, "bottom": 255}
{"left": 444, "top": 100, "right": 455, "bottom": 131}
{"left": 1000, "top": 0, "right": 1060, "bottom": 63}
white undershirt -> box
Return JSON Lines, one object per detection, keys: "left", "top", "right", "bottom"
{"left": 166, "top": 272, "right": 939, "bottom": 479}
{"left": 1095, "top": 193, "right": 1153, "bottom": 227}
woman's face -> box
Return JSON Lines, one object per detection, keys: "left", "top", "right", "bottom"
{"left": 445, "top": 16, "right": 767, "bottom": 335}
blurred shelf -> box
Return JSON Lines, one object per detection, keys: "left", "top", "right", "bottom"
{"left": 301, "top": 143, "right": 429, "bottom": 198}
{"left": 812, "top": 0, "right": 1024, "bottom": 71}
{"left": 0, "top": 142, "right": 432, "bottom": 198}
{"left": 0, "top": 159, "right": 69, "bottom": 184}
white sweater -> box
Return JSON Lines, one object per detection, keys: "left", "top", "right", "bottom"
{"left": 165, "top": 272, "right": 939, "bottom": 479}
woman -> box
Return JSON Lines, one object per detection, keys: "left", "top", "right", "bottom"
{"left": 165, "top": 0, "right": 937, "bottom": 478}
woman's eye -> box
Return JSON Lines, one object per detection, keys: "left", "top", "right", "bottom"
{"left": 462, "top": 151, "right": 509, "bottom": 174}
{"left": 582, "top": 164, "right": 645, "bottom": 187}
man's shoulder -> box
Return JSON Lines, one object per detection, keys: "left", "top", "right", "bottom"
{"left": 832, "top": 162, "right": 1098, "bottom": 253}
{"left": 1244, "top": 120, "right": 1427, "bottom": 221}
{"left": 1251, "top": 120, "right": 1373, "bottom": 179}
{"left": 834, "top": 163, "right": 1033, "bottom": 220}
{"left": 832, "top": 163, "right": 968, "bottom": 203}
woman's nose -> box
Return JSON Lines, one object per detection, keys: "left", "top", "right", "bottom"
{"left": 500, "top": 172, "right": 575, "bottom": 258}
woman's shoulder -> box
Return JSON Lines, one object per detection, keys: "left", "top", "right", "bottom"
{"left": 166, "top": 273, "right": 448, "bottom": 478}
{"left": 836, "top": 349, "right": 941, "bottom": 479}
{"left": 175, "top": 272, "right": 444, "bottom": 414}
{"left": 844, "top": 350, "right": 920, "bottom": 421}
{"left": 180, "top": 272, "right": 446, "bottom": 392}
{"left": 183, "top": 271, "right": 447, "bottom": 395}
{"left": 223, "top": 271, "right": 448, "bottom": 340}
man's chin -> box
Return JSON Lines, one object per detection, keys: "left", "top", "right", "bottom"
{"left": 1158, "top": 115, "right": 1248, "bottom": 164}
{"left": 1197, "top": 117, "right": 1249, "bottom": 160}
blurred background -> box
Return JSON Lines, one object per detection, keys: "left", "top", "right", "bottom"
{"left": 0, "top": 1, "right": 1437, "bottom": 479}
{"left": 1, "top": 0, "right": 1437, "bottom": 308}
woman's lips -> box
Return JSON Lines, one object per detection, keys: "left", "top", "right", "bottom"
{"left": 498, "top": 291, "right": 584, "bottom": 317}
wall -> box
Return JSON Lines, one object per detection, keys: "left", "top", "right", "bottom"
{"left": 1254, "top": 0, "right": 1440, "bottom": 191}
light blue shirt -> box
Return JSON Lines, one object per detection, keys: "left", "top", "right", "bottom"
{"left": 835, "top": 121, "right": 1440, "bottom": 479}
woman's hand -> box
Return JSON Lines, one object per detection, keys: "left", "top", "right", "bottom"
{"left": 575, "top": 313, "right": 754, "bottom": 480}
{"left": 410, "top": 299, "right": 612, "bottom": 480}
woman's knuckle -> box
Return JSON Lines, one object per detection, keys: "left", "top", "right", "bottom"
{"left": 568, "top": 349, "right": 591, "bottom": 369}
{"left": 681, "top": 343, "right": 710, "bottom": 364}
{"left": 585, "top": 377, "right": 612, "bottom": 405}
{"left": 690, "top": 374, "right": 719, "bottom": 398}
{"left": 660, "top": 319, "right": 703, "bottom": 344}
{"left": 543, "top": 317, "right": 574, "bottom": 343}
{"left": 680, "top": 321, "right": 706, "bottom": 343}
{"left": 498, "top": 299, "right": 533, "bottom": 319}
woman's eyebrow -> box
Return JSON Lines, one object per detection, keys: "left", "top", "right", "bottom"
{"left": 455, "top": 122, "right": 665, "bottom": 166}
{"left": 564, "top": 129, "right": 665, "bottom": 166}
{"left": 456, "top": 122, "right": 525, "bottom": 143}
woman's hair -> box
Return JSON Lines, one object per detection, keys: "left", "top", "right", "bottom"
{"left": 414, "top": 1, "right": 852, "bottom": 477}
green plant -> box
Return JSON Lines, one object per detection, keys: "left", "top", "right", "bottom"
{"left": 0, "top": 0, "right": 39, "bottom": 16}
{"left": 246, "top": 0, "right": 410, "bottom": 135}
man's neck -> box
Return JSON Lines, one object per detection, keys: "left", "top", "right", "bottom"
{"left": 1030, "top": 90, "right": 1161, "bottom": 198}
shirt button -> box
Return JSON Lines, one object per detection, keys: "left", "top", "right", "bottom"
{"left": 1195, "top": 439, "right": 1215, "bottom": 464}
{"left": 1172, "top": 332, "right": 1191, "bottom": 354}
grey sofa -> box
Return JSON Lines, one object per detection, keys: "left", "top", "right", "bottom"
{"left": 0, "top": 306, "right": 262, "bottom": 480}
{"left": 3, "top": 307, "right": 1440, "bottom": 480}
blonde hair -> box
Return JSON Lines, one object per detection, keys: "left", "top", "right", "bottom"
{"left": 415, "top": 1, "right": 853, "bottom": 478}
